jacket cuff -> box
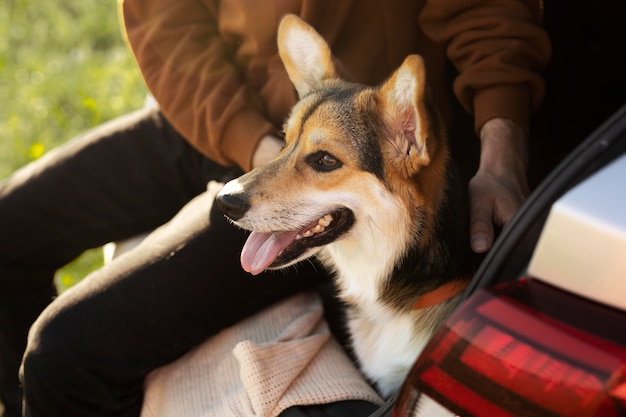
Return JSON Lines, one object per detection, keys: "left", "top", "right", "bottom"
{"left": 222, "top": 110, "right": 276, "bottom": 172}
{"left": 473, "top": 84, "right": 530, "bottom": 135}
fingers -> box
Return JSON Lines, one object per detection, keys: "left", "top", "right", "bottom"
{"left": 468, "top": 172, "right": 526, "bottom": 253}
{"left": 469, "top": 180, "right": 495, "bottom": 253}
{"left": 470, "top": 220, "right": 493, "bottom": 253}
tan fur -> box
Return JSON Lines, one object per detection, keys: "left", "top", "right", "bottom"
{"left": 217, "top": 16, "right": 472, "bottom": 400}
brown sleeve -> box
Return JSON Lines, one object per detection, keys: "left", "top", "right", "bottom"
{"left": 120, "top": 0, "right": 274, "bottom": 171}
{"left": 419, "top": 0, "right": 551, "bottom": 134}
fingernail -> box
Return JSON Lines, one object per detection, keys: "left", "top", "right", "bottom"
{"left": 471, "top": 234, "right": 490, "bottom": 253}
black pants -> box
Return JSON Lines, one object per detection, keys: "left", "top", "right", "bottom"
{"left": 0, "top": 107, "right": 325, "bottom": 417}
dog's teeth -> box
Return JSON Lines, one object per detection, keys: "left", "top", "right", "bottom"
{"left": 299, "top": 215, "right": 333, "bottom": 240}
{"left": 318, "top": 214, "right": 333, "bottom": 227}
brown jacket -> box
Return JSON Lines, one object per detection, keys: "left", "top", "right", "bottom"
{"left": 121, "top": 0, "right": 550, "bottom": 171}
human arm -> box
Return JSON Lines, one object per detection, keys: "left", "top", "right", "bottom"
{"left": 469, "top": 118, "right": 529, "bottom": 252}
{"left": 419, "top": 0, "right": 550, "bottom": 252}
{"left": 120, "top": 0, "right": 279, "bottom": 172}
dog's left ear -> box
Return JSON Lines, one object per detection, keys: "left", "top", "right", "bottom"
{"left": 278, "top": 15, "right": 337, "bottom": 97}
{"left": 377, "top": 55, "right": 434, "bottom": 176}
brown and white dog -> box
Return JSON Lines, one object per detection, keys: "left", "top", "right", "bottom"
{"left": 217, "top": 15, "right": 480, "bottom": 398}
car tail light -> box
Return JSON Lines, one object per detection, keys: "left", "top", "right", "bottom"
{"left": 394, "top": 279, "right": 626, "bottom": 417}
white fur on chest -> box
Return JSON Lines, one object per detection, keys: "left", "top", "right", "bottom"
{"left": 347, "top": 303, "right": 431, "bottom": 398}
{"left": 320, "top": 236, "right": 457, "bottom": 400}
{"left": 322, "top": 236, "right": 454, "bottom": 397}
{"left": 320, "top": 244, "right": 434, "bottom": 398}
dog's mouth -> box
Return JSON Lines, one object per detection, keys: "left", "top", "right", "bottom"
{"left": 240, "top": 208, "right": 354, "bottom": 275}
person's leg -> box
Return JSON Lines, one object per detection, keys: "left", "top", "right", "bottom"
{"left": 0, "top": 106, "right": 220, "bottom": 417}
{"left": 21, "top": 186, "right": 323, "bottom": 417}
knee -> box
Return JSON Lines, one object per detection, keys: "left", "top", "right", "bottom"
{"left": 20, "top": 302, "right": 84, "bottom": 395}
{"left": 20, "top": 302, "right": 95, "bottom": 416}
{"left": 20, "top": 296, "right": 145, "bottom": 416}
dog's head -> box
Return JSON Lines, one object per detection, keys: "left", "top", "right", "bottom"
{"left": 217, "top": 15, "right": 448, "bottom": 276}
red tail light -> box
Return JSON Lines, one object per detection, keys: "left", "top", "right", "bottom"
{"left": 394, "top": 279, "right": 626, "bottom": 417}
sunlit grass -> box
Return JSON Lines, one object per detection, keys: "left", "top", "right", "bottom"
{"left": 1, "top": 0, "right": 148, "bottom": 290}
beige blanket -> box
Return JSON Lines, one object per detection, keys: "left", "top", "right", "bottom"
{"left": 141, "top": 293, "right": 383, "bottom": 417}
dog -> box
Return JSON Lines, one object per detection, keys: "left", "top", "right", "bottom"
{"left": 216, "top": 15, "right": 481, "bottom": 398}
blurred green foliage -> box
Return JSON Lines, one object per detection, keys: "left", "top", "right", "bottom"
{"left": 0, "top": 0, "right": 148, "bottom": 290}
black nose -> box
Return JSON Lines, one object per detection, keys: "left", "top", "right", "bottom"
{"left": 216, "top": 192, "right": 250, "bottom": 221}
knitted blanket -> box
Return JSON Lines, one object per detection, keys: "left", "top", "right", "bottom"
{"left": 140, "top": 292, "right": 383, "bottom": 417}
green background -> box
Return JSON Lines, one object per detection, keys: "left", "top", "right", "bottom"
{"left": 1, "top": 0, "right": 148, "bottom": 290}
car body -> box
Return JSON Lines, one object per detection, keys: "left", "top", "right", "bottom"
{"left": 389, "top": 104, "right": 626, "bottom": 417}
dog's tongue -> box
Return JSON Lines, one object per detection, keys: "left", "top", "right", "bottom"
{"left": 241, "top": 230, "right": 300, "bottom": 275}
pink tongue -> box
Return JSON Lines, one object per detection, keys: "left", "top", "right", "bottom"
{"left": 241, "top": 230, "right": 301, "bottom": 275}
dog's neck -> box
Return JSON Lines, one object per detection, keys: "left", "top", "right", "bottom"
{"left": 411, "top": 278, "right": 470, "bottom": 309}
{"left": 323, "top": 161, "right": 481, "bottom": 314}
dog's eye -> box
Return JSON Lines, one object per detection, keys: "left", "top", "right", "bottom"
{"left": 320, "top": 154, "right": 338, "bottom": 167}
{"left": 307, "top": 152, "right": 342, "bottom": 172}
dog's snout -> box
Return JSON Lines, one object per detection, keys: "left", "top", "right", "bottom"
{"left": 216, "top": 192, "right": 250, "bottom": 221}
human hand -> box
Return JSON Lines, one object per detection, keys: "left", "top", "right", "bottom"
{"left": 252, "top": 135, "right": 283, "bottom": 169}
{"left": 469, "top": 118, "right": 529, "bottom": 253}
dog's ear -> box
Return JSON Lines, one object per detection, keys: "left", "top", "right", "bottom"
{"left": 278, "top": 14, "right": 337, "bottom": 97}
{"left": 377, "top": 55, "right": 434, "bottom": 176}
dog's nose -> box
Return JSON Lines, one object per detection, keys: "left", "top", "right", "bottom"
{"left": 216, "top": 192, "right": 250, "bottom": 221}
